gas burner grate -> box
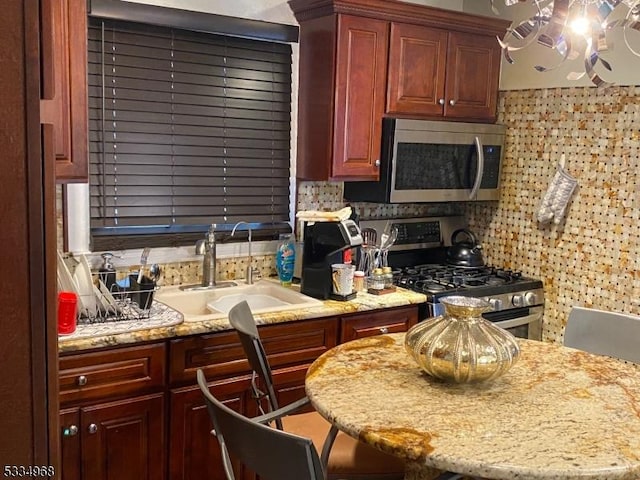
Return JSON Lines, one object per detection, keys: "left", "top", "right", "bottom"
{"left": 394, "top": 263, "right": 526, "bottom": 293}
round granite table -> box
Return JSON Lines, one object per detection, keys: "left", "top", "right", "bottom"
{"left": 305, "top": 333, "right": 640, "bottom": 480}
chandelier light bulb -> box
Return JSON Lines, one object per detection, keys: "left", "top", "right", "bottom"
{"left": 570, "top": 15, "right": 591, "bottom": 36}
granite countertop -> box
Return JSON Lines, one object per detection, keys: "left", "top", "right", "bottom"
{"left": 305, "top": 333, "right": 640, "bottom": 480}
{"left": 58, "top": 286, "right": 426, "bottom": 353}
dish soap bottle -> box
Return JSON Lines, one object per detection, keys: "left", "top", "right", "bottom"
{"left": 98, "top": 252, "right": 116, "bottom": 290}
{"left": 276, "top": 234, "right": 295, "bottom": 286}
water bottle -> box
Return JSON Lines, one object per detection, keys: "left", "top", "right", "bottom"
{"left": 276, "top": 234, "right": 296, "bottom": 286}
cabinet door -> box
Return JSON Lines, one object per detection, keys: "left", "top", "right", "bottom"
{"left": 332, "top": 15, "right": 388, "bottom": 180}
{"left": 341, "top": 305, "right": 419, "bottom": 343}
{"left": 386, "top": 23, "right": 448, "bottom": 116}
{"left": 169, "top": 377, "right": 252, "bottom": 480}
{"left": 271, "top": 364, "right": 313, "bottom": 413}
{"left": 40, "top": 0, "right": 88, "bottom": 182}
{"left": 60, "top": 408, "right": 81, "bottom": 480}
{"left": 443, "top": 31, "right": 501, "bottom": 121}
{"left": 81, "top": 394, "right": 165, "bottom": 480}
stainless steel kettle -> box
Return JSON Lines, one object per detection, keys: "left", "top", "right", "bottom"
{"left": 446, "top": 229, "right": 484, "bottom": 268}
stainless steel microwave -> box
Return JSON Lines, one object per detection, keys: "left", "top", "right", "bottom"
{"left": 344, "top": 118, "right": 506, "bottom": 203}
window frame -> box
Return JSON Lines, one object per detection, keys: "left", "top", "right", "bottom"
{"left": 65, "top": 0, "right": 299, "bottom": 254}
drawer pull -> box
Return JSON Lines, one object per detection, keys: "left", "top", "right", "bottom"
{"left": 77, "top": 375, "right": 88, "bottom": 386}
{"left": 379, "top": 327, "right": 389, "bottom": 334}
{"left": 63, "top": 425, "right": 78, "bottom": 437}
{"left": 88, "top": 423, "right": 98, "bottom": 434}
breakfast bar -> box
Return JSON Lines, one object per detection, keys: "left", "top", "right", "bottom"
{"left": 305, "top": 334, "right": 640, "bottom": 480}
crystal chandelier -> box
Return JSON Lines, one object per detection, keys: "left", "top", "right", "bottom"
{"left": 492, "top": 0, "right": 640, "bottom": 86}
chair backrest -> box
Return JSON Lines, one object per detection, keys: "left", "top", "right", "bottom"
{"left": 228, "top": 300, "right": 281, "bottom": 413}
{"left": 197, "top": 369, "right": 325, "bottom": 480}
{"left": 564, "top": 306, "right": 640, "bottom": 363}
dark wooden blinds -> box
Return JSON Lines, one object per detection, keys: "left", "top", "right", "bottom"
{"left": 88, "top": 17, "right": 292, "bottom": 247}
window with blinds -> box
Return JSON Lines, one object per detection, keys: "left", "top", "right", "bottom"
{"left": 87, "top": 18, "right": 293, "bottom": 249}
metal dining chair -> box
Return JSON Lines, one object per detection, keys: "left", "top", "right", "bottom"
{"left": 564, "top": 306, "right": 640, "bottom": 363}
{"left": 197, "top": 369, "right": 325, "bottom": 480}
{"left": 227, "top": 300, "right": 406, "bottom": 480}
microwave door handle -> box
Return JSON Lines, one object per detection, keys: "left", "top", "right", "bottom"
{"left": 469, "top": 136, "right": 485, "bottom": 200}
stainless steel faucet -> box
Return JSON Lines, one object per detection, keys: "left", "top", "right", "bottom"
{"left": 197, "top": 223, "right": 218, "bottom": 287}
{"left": 231, "top": 221, "right": 257, "bottom": 285}
{"left": 179, "top": 223, "right": 236, "bottom": 291}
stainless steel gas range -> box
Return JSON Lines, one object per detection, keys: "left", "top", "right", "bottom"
{"left": 359, "top": 216, "right": 544, "bottom": 340}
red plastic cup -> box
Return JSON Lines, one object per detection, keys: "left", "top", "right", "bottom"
{"left": 58, "top": 291, "right": 78, "bottom": 335}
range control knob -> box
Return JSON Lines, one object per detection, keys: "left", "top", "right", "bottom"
{"left": 511, "top": 294, "right": 524, "bottom": 308}
{"left": 524, "top": 291, "right": 539, "bottom": 306}
{"left": 488, "top": 298, "right": 503, "bottom": 311}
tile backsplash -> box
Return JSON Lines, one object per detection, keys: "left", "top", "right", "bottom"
{"left": 466, "top": 86, "right": 640, "bottom": 343}
{"left": 296, "top": 181, "right": 463, "bottom": 222}
{"left": 57, "top": 85, "right": 640, "bottom": 344}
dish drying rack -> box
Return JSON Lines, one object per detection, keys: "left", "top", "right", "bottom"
{"left": 76, "top": 273, "right": 159, "bottom": 324}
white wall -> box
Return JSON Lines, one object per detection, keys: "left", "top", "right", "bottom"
{"left": 122, "top": 0, "right": 297, "bottom": 23}
{"left": 463, "top": 0, "right": 640, "bottom": 89}
{"left": 123, "top": 0, "right": 464, "bottom": 22}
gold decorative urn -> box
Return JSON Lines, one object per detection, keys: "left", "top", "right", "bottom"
{"left": 404, "top": 296, "right": 520, "bottom": 383}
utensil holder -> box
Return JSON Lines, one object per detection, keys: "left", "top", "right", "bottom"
{"left": 128, "top": 274, "right": 156, "bottom": 310}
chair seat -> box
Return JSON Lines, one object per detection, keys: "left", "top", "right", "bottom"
{"left": 283, "top": 411, "right": 405, "bottom": 480}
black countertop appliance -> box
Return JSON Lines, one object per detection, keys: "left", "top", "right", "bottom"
{"left": 300, "top": 219, "right": 363, "bottom": 299}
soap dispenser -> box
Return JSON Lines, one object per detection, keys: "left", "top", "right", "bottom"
{"left": 276, "top": 234, "right": 295, "bottom": 286}
{"left": 98, "top": 252, "right": 116, "bottom": 290}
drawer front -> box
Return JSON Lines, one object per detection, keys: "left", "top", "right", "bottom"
{"left": 59, "top": 343, "right": 166, "bottom": 406}
{"left": 340, "top": 305, "right": 419, "bottom": 343}
{"left": 169, "top": 317, "right": 339, "bottom": 385}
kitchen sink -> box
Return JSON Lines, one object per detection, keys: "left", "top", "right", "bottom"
{"left": 154, "top": 280, "right": 323, "bottom": 322}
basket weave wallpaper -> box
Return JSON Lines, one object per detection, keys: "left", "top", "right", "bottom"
{"left": 465, "top": 86, "right": 640, "bottom": 343}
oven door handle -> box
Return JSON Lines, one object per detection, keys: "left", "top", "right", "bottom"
{"left": 493, "top": 309, "right": 542, "bottom": 330}
{"left": 469, "top": 136, "right": 484, "bottom": 200}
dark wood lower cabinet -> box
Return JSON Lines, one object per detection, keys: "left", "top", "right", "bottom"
{"left": 60, "top": 409, "right": 81, "bottom": 480}
{"left": 60, "top": 394, "right": 165, "bottom": 480}
{"left": 340, "top": 305, "right": 419, "bottom": 342}
{"left": 60, "top": 305, "right": 421, "bottom": 480}
{"left": 169, "top": 376, "right": 253, "bottom": 480}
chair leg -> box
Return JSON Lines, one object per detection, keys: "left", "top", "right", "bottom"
{"left": 320, "top": 424, "right": 339, "bottom": 471}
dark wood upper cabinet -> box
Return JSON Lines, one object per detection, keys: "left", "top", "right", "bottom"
{"left": 289, "top": 0, "right": 509, "bottom": 181}
{"left": 331, "top": 15, "right": 389, "bottom": 180}
{"left": 40, "top": 0, "right": 88, "bottom": 182}
{"left": 386, "top": 23, "right": 448, "bottom": 116}
{"left": 293, "top": 12, "right": 388, "bottom": 182}
{"left": 442, "top": 31, "right": 502, "bottom": 120}
{"left": 387, "top": 25, "right": 502, "bottom": 121}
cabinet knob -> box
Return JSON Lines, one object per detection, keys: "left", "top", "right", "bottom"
{"left": 379, "top": 327, "right": 389, "bottom": 334}
{"left": 374, "top": 159, "right": 380, "bottom": 167}
{"left": 77, "top": 375, "right": 88, "bottom": 386}
{"left": 88, "top": 423, "right": 98, "bottom": 434}
{"left": 449, "top": 99, "right": 456, "bottom": 106}
{"left": 438, "top": 98, "right": 445, "bottom": 105}
{"left": 63, "top": 425, "right": 78, "bottom": 437}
